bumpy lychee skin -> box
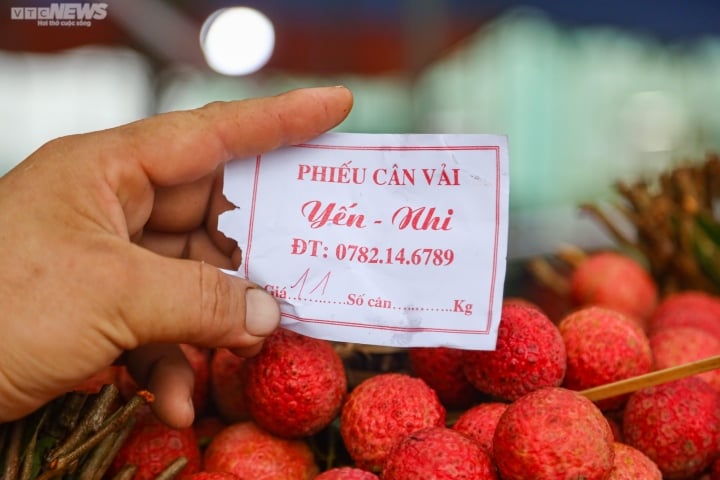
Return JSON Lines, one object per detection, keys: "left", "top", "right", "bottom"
{"left": 559, "top": 306, "right": 653, "bottom": 410}
{"left": 314, "top": 467, "right": 379, "bottom": 479}
{"left": 451, "top": 402, "right": 508, "bottom": 457}
{"left": 109, "top": 411, "right": 202, "bottom": 480}
{"left": 189, "top": 473, "right": 239, "bottom": 480}
{"left": 649, "top": 290, "right": 720, "bottom": 340}
{"left": 650, "top": 326, "right": 720, "bottom": 391}
{"left": 203, "top": 421, "right": 318, "bottom": 480}
{"left": 607, "top": 442, "right": 662, "bottom": 480}
{"left": 493, "top": 387, "right": 615, "bottom": 480}
{"left": 340, "top": 373, "right": 446, "bottom": 472}
{"left": 463, "top": 304, "right": 566, "bottom": 401}
{"left": 569, "top": 250, "right": 658, "bottom": 322}
{"left": 622, "top": 377, "right": 720, "bottom": 479}
{"left": 244, "top": 328, "right": 347, "bottom": 438}
{"left": 408, "top": 347, "right": 481, "bottom": 409}
{"left": 383, "top": 427, "right": 497, "bottom": 480}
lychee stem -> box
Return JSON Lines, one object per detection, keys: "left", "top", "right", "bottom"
{"left": 44, "top": 390, "right": 153, "bottom": 475}
{"left": 154, "top": 457, "right": 188, "bottom": 480}
{"left": 47, "top": 384, "right": 119, "bottom": 463}
{"left": 21, "top": 409, "right": 50, "bottom": 480}
{"left": 581, "top": 354, "right": 720, "bottom": 401}
{"left": 2, "top": 418, "right": 24, "bottom": 480}
{"left": 526, "top": 257, "right": 570, "bottom": 296}
{"left": 51, "top": 392, "right": 88, "bottom": 437}
{"left": 108, "top": 464, "right": 137, "bottom": 480}
{"left": 77, "top": 416, "right": 136, "bottom": 480}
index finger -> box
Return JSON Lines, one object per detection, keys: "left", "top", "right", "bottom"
{"left": 117, "top": 86, "right": 354, "bottom": 186}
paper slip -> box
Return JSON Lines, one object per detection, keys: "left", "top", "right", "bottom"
{"left": 218, "top": 133, "right": 510, "bottom": 350}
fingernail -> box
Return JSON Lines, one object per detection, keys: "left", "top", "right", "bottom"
{"left": 245, "top": 288, "right": 280, "bottom": 336}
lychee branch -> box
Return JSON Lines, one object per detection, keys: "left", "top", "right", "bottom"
{"left": 153, "top": 456, "right": 188, "bottom": 480}
{"left": 77, "top": 416, "right": 136, "bottom": 480}
{"left": 580, "top": 354, "right": 720, "bottom": 401}
{"left": 47, "top": 384, "right": 119, "bottom": 463}
{"left": 2, "top": 418, "right": 24, "bottom": 480}
{"left": 45, "top": 390, "right": 154, "bottom": 474}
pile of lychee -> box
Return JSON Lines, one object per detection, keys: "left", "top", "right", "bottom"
{"left": 80, "top": 250, "right": 720, "bottom": 479}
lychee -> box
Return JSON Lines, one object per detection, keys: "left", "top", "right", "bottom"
{"left": 463, "top": 303, "right": 566, "bottom": 401}
{"left": 408, "top": 346, "right": 481, "bottom": 409}
{"left": 189, "top": 473, "right": 239, "bottom": 480}
{"left": 243, "top": 328, "right": 347, "bottom": 438}
{"left": 493, "top": 387, "right": 615, "bottom": 480}
{"left": 340, "top": 373, "right": 445, "bottom": 472}
{"left": 203, "top": 421, "right": 318, "bottom": 480}
{"left": 382, "top": 427, "right": 497, "bottom": 480}
{"left": 451, "top": 402, "right": 507, "bottom": 457}
{"left": 569, "top": 250, "right": 658, "bottom": 322}
{"left": 314, "top": 467, "right": 379, "bottom": 479}
{"left": 649, "top": 290, "right": 720, "bottom": 340}
{"left": 209, "top": 348, "right": 250, "bottom": 423}
{"left": 558, "top": 306, "right": 653, "bottom": 410}
{"left": 606, "top": 442, "right": 662, "bottom": 480}
{"left": 622, "top": 377, "right": 720, "bottom": 479}
{"left": 109, "top": 410, "right": 202, "bottom": 480}
{"left": 650, "top": 326, "right": 720, "bottom": 391}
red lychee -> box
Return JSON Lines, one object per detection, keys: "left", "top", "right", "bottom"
{"left": 314, "top": 467, "right": 379, "bottom": 479}
{"left": 451, "top": 402, "right": 507, "bottom": 457}
{"left": 649, "top": 290, "right": 720, "bottom": 340}
{"left": 109, "top": 410, "right": 202, "bottom": 480}
{"left": 189, "top": 473, "right": 239, "bottom": 480}
{"left": 606, "top": 442, "right": 662, "bottom": 480}
{"left": 408, "top": 346, "right": 481, "bottom": 409}
{"left": 569, "top": 250, "right": 658, "bottom": 322}
{"left": 622, "top": 377, "right": 720, "bottom": 479}
{"left": 203, "top": 421, "right": 318, "bottom": 480}
{"left": 243, "top": 328, "right": 347, "bottom": 438}
{"left": 462, "top": 304, "right": 566, "bottom": 401}
{"left": 558, "top": 306, "right": 653, "bottom": 410}
{"left": 340, "top": 373, "right": 446, "bottom": 472}
{"left": 493, "top": 387, "right": 615, "bottom": 480}
{"left": 650, "top": 326, "right": 720, "bottom": 391}
{"left": 382, "top": 427, "right": 497, "bottom": 480}
{"left": 209, "top": 348, "right": 250, "bottom": 423}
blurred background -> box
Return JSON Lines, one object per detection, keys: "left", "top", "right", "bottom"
{"left": 2, "top": 0, "right": 720, "bottom": 258}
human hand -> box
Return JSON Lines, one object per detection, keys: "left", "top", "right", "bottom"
{"left": 0, "top": 86, "right": 353, "bottom": 427}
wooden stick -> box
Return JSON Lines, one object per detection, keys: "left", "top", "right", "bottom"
{"left": 580, "top": 354, "right": 720, "bottom": 402}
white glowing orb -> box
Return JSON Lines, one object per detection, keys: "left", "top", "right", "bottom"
{"left": 200, "top": 7, "right": 275, "bottom": 76}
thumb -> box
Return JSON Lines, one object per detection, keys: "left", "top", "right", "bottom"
{"left": 117, "top": 245, "right": 280, "bottom": 350}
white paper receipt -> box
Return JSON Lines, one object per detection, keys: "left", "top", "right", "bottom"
{"left": 218, "top": 133, "right": 509, "bottom": 350}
